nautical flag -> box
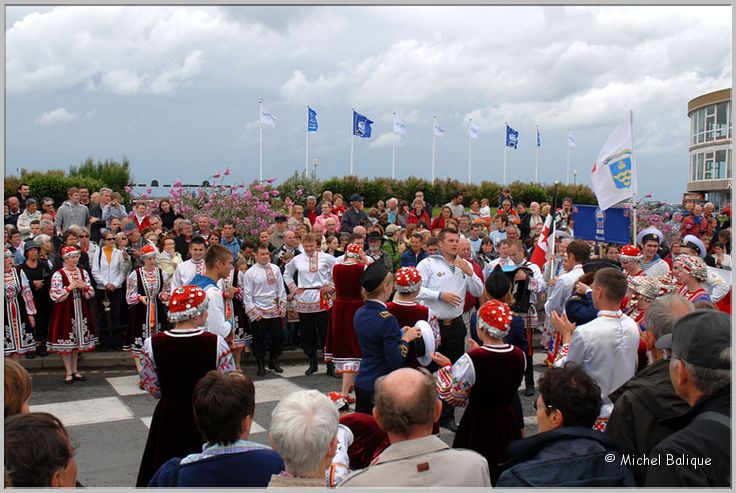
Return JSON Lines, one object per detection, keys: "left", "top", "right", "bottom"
{"left": 307, "top": 107, "right": 318, "bottom": 132}
{"left": 591, "top": 117, "right": 636, "bottom": 211}
{"left": 260, "top": 108, "right": 277, "bottom": 127}
{"left": 393, "top": 116, "right": 407, "bottom": 135}
{"left": 353, "top": 111, "right": 374, "bottom": 138}
{"left": 536, "top": 127, "right": 541, "bottom": 147}
{"left": 469, "top": 123, "right": 479, "bottom": 140}
{"left": 506, "top": 124, "right": 518, "bottom": 149}
{"left": 530, "top": 214, "right": 552, "bottom": 269}
{"left": 568, "top": 132, "right": 576, "bottom": 148}
{"left": 433, "top": 120, "right": 445, "bottom": 138}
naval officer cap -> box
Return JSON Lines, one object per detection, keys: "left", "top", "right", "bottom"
{"left": 360, "top": 259, "right": 388, "bottom": 292}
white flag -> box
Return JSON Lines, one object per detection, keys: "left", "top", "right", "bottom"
{"left": 469, "top": 124, "right": 479, "bottom": 140}
{"left": 433, "top": 121, "right": 445, "bottom": 138}
{"left": 393, "top": 116, "right": 407, "bottom": 135}
{"left": 568, "top": 132, "right": 576, "bottom": 148}
{"left": 260, "top": 109, "right": 277, "bottom": 128}
{"left": 591, "top": 117, "right": 636, "bottom": 211}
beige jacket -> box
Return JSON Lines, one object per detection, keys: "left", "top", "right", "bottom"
{"left": 339, "top": 435, "right": 490, "bottom": 487}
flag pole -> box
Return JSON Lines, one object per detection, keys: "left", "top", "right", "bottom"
{"left": 468, "top": 118, "right": 472, "bottom": 185}
{"left": 566, "top": 128, "right": 571, "bottom": 185}
{"left": 630, "top": 110, "right": 637, "bottom": 243}
{"left": 305, "top": 106, "right": 310, "bottom": 177}
{"left": 259, "top": 98, "right": 264, "bottom": 182}
{"left": 392, "top": 112, "right": 397, "bottom": 180}
{"left": 535, "top": 124, "right": 539, "bottom": 182}
{"left": 431, "top": 115, "right": 437, "bottom": 182}
{"left": 503, "top": 122, "right": 508, "bottom": 185}
{"left": 350, "top": 108, "right": 355, "bottom": 176}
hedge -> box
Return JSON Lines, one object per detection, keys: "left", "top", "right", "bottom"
{"left": 24, "top": 174, "right": 106, "bottom": 207}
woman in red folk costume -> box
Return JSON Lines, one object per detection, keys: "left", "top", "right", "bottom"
{"left": 387, "top": 266, "right": 439, "bottom": 368}
{"left": 125, "top": 245, "right": 170, "bottom": 373}
{"left": 619, "top": 245, "right": 644, "bottom": 280}
{"left": 222, "top": 266, "right": 252, "bottom": 368}
{"left": 47, "top": 246, "right": 97, "bottom": 384}
{"left": 673, "top": 254, "right": 712, "bottom": 303}
{"left": 4, "top": 248, "right": 37, "bottom": 359}
{"left": 432, "top": 299, "right": 525, "bottom": 485}
{"left": 325, "top": 243, "right": 368, "bottom": 401}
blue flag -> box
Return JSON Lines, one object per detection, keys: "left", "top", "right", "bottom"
{"left": 506, "top": 124, "right": 518, "bottom": 149}
{"left": 536, "top": 127, "right": 541, "bottom": 147}
{"left": 308, "top": 107, "right": 318, "bottom": 132}
{"left": 353, "top": 111, "right": 373, "bottom": 138}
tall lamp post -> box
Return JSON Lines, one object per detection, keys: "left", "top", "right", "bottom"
{"left": 312, "top": 158, "right": 319, "bottom": 180}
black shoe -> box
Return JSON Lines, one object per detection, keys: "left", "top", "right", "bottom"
{"left": 64, "top": 375, "right": 74, "bottom": 385}
{"left": 524, "top": 385, "right": 535, "bottom": 397}
{"left": 270, "top": 359, "right": 283, "bottom": 373}
{"left": 326, "top": 362, "right": 339, "bottom": 378}
{"left": 256, "top": 359, "right": 266, "bottom": 377}
{"left": 36, "top": 345, "right": 48, "bottom": 357}
{"left": 72, "top": 373, "right": 87, "bottom": 382}
{"left": 305, "top": 355, "right": 318, "bottom": 376}
{"left": 440, "top": 419, "right": 459, "bottom": 433}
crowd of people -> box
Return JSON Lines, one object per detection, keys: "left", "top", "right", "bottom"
{"left": 3, "top": 180, "right": 733, "bottom": 488}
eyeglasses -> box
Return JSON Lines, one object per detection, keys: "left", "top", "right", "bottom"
{"left": 104, "top": 238, "right": 114, "bottom": 241}
{"left": 533, "top": 400, "right": 555, "bottom": 412}
{"left": 43, "top": 203, "right": 54, "bottom": 208}
{"left": 79, "top": 235, "right": 89, "bottom": 238}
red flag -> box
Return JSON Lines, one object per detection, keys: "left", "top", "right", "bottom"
{"left": 530, "top": 214, "right": 552, "bottom": 269}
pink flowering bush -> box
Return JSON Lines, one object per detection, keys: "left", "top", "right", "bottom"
{"left": 168, "top": 169, "right": 280, "bottom": 238}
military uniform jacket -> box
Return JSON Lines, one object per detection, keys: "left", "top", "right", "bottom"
{"left": 339, "top": 435, "right": 491, "bottom": 487}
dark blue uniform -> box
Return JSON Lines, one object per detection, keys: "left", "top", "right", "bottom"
{"left": 354, "top": 299, "right": 408, "bottom": 413}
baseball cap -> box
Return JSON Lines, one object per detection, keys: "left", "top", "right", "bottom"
{"left": 349, "top": 194, "right": 364, "bottom": 202}
{"left": 655, "top": 310, "right": 731, "bottom": 369}
{"left": 123, "top": 222, "right": 138, "bottom": 234}
{"left": 385, "top": 224, "right": 401, "bottom": 235}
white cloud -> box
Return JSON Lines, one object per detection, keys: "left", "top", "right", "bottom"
{"left": 34, "top": 107, "right": 79, "bottom": 126}
{"left": 369, "top": 132, "right": 400, "bottom": 148}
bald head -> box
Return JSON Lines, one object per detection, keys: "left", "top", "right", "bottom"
{"left": 353, "top": 225, "right": 367, "bottom": 237}
{"left": 373, "top": 368, "right": 439, "bottom": 439}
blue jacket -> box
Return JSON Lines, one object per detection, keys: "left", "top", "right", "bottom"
{"left": 220, "top": 236, "right": 241, "bottom": 261}
{"left": 503, "top": 315, "right": 528, "bottom": 355}
{"left": 497, "top": 427, "right": 635, "bottom": 487}
{"left": 565, "top": 291, "right": 598, "bottom": 326}
{"left": 399, "top": 249, "right": 428, "bottom": 268}
{"left": 354, "top": 300, "right": 407, "bottom": 393}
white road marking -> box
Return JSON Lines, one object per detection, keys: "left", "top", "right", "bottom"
{"left": 31, "top": 397, "right": 134, "bottom": 427}
{"left": 254, "top": 378, "right": 305, "bottom": 403}
{"left": 106, "top": 375, "right": 148, "bottom": 396}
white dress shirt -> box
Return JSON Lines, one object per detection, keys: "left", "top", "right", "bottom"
{"left": 284, "top": 252, "right": 337, "bottom": 313}
{"left": 242, "top": 263, "right": 287, "bottom": 320}
{"left": 170, "top": 259, "right": 205, "bottom": 293}
{"left": 415, "top": 255, "right": 484, "bottom": 320}
{"left": 544, "top": 263, "right": 584, "bottom": 316}
{"left": 202, "top": 281, "right": 232, "bottom": 339}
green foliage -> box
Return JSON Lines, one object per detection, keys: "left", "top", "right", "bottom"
{"left": 26, "top": 174, "right": 105, "bottom": 206}
{"left": 278, "top": 171, "right": 323, "bottom": 205}
{"left": 68, "top": 157, "right": 133, "bottom": 203}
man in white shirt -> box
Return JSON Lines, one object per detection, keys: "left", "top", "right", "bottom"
{"left": 189, "top": 244, "right": 233, "bottom": 341}
{"left": 550, "top": 267, "right": 640, "bottom": 431}
{"left": 544, "top": 239, "right": 590, "bottom": 364}
{"left": 416, "top": 228, "right": 484, "bottom": 431}
{"left": 170, "top": 236, "right": 207, "bottom": 293}
{"left": 284, "top": 233, "right": 337, "bottom": 376}
{"left": 636, "top": 227, "right": 670, "bottom": 277}
{"left": 445, "top": 193, "right": 465, "bottom": 218}
{"left": 243, "top": 244, "right": 287, "bottom": 376}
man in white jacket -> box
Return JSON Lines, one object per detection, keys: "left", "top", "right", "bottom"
{"left": 92, "top": 238, "right": 126, "bottom": 351}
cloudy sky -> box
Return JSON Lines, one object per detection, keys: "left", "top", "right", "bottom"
{"left": 6, "top": 5, "right": 732, "bottom": 202}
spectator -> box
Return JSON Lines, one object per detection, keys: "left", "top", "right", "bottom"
{"left": 149, "top": 371, "right": 284, "bottom": 487}
{"left": 88, "top": 188, "right": 109, "bottom": 242}
{"left": 4, "top": 412, "right": 78, "bottom": 487}
{"left": 7, "top": 228, "right": 26, "bottom": 265}
{"left": 40, "top": 197, "right": 56, "bottom": 221}
{"left": 680, "top": 204, "right": 711, "bottom": 238}
{"left": 16, "top": 199, "right": 41, "bottom": 240}
{"left": 15, "top": 183, "right": 32, "bottom": 212}
{"left": 219, "top": 221, "right": 241, "bottom": 260}
{"left": 4, "top": 359, "right": 32, "bottom": 418}
{"left": 174, "top": 219, "right": 195, "bottom": 260}
{"left": 467, "top": 198, "right": 482, "bottom": 221}
{"left": 385, "top": 198, "right": 399, "bottom": 225}
{"left": 4, "top": 197, "right": 21, "bottom": 227}
{"left": 92, "top": 227, "right": 127, "bottom": 351}
{"left": 497, "top": 186, "right": 514, "bottom": 208}
{"left": 315, "top": 201, "right": 341, "bottom": 233}
{"left": 551, "top": 267, "right": 639, "bottom": 431}
{"left": 553, "top": 197, "right": 573, "bottom": 231}
{"left": 366, "top": 231, "right": 393, "bottom": 272}
{"left": 488, "top": 213, "right": 508, "bottom": 248}
{"left": 431, "top": 206, "right": 453, "bottom": 231}
{"left": 102, "top": 192, "right": 127, "bottom": 226}
{"left": 607, "top": 295, "right": 694, "bottom": 485}
{"left": 268, "top": 390, "right": 339, "bottom": 487}
{"left": 473, "top": 236, "right": 496, "bottom": 269}
{"left": 305, "top": 195, "right": 319, "bottom": 225}
{"left": 20, "top": 240, "right": 52, "bottom": 357}
{"left": 444, "top": 193, "right": 464, "bottom": 218}
{"left": 131, "top": 201, "right": 150, "bottom": 232}
{"left": 479, "top": 198, "right": 492, "bottom": 228}
{"left": 341, "top": 195, "right": 370, "bottom": 232}
{"left": 646, "top": 310, "right": 731, "bottom": 487}
{"left": 331, "top": 194, "right": 346, "bottom": 220}
{"left": 407, "top": 198, "right": 431, "bottom": 227}
{"left": 497, "top": 199, "right": 520, "bottom": 225}
{"left": 288, "top": 205, "right": 312, "bottom": 231}
{"left": 341, "top": 368, "right": 490, "bottom": 487}
{"left": 54, "top": 187, "right": 89, "bottom": 233}
{"left": 195, "top": 215, "right": 212, "bottom": 238}
{"left": 157, "top": 199, "right": 181, "bottom": 231}
{"left": 399, "top": 233, "right": 428, "bottom": 268}
{"left": 395, "top": 200, "right": 410, "bottom": 227}
{"left": 497, "top": 366, "right": 635, "bottom": 487}
{"left": 708, "top": 242, "right": 731, "bottom": 270}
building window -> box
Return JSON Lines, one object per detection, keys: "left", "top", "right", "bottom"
{"left": 697, "top": 108, "right": 705, "bottom": 144}
{"left": 705, "top": 154, "right": 714, "bottom": 180}
{"left": 705, "top": 106, "right": 716, "bottom": 142}
{"left": 729, "top": 149, "right": 733, "bottom": 179}
{"left": 716, "top": 101, "right": 730, "bottom": 140}
{"left": 697, "top": 153, "right": 704, "bottom": 180}
{"left": 715, "top": 150, "right": 727, "bottom": 179}
{"left": 691, "top": 154, "right": 697, "bottom": 181}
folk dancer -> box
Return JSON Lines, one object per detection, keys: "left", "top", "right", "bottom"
{"left": 325, "top": 244, "right": 369, "bottom": 401}
{"left": 415, "top": 228, "right": 484, "bottom": 432}
{"left": 636, "top": 227, "right": 670, "bottom": 277}
{"left": 136, "top": 285, "right": 236, "bottom": 487}
{"left": 189, "top": 245, "right": 234, "bottom": 341}
{"left": 221, "top": 265, "right": 252, "bottom": 369}
{"left": 619, "top": 245, "right": 645, "bottom": 280}
{"left": 125, "top": 245, "right": 170, "bottom": 373}
{"left": 170, "top": 235, "right": 207, "bottom": 293}
{"left": 47, "top": 246, "right": 97, "bottom": 384}
{"left": 680, "top": 234, "right": 731, "bottom": 313}
{"left": 673, "top": 255, "right": 712, "bottom": 303}
{"left": 4, "top": 247, "right": 37, "bottom": 359}
{"left": 242, "top": 244, "right": 287, "bottom": 376}
{"left": 284, "top": 233, "right": 337, "bottom": 376}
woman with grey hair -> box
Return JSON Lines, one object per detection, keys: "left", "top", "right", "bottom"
{"left": 32, "top": 234, "right": 54, "bottom": 269}
{"left": 268, "top": 390, "right": 339, "bottom": 487}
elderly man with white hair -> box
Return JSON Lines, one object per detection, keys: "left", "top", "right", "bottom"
{"left": 268, "top": 390, "right": 339, "bottom": 487}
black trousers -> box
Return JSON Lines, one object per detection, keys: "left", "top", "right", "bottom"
{"left": 437, "top": 317, "right": 466, "bottom": 423}
{"left": 298, "top": 311, "right": 329, "bottom": 357}
{"left": 96, "top": 288, "right": 123, "bottom": 349}
{"left": 525, "top": 324, "right": 535, "bottom": 387}
{"left": 355, "top": 386, "right": 374, "bottom": 415}
{"left": 251, "top": 317, "right": 284, "bottom": 360}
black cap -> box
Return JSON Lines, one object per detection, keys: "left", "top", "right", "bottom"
{"left": 655, "top": 310, "right": 731, "bottom": 369}
{"left": 349, "top": 194, "right": 364, "bottom": 202}
{"left": 24, "top": 240, "right": 39, "bottom": 254}
{"left": 485, "top": 265, "right": 511, "bottom": 301}
{"left": 274, "top": 215, "right": 287, "bottom": 223}
{"left": 366, "top": 231, "right": 382, "bottom": 242}
{"left": 360, "top": 260, "right": 388, "bottom": 292}
{"left": 583, "top": 259, "right": 622, "bottom": 273}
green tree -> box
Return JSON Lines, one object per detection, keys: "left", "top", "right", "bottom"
{"left": 68, "top": 157, "right": 133, "bottom": 202}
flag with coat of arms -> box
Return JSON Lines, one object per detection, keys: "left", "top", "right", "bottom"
{"left": 591, "top": 116, "right": 637, "bottom": 211}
